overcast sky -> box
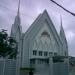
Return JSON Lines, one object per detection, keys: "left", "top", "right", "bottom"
{"left": 0, "top": 0, "right": 75, "bottom": 56}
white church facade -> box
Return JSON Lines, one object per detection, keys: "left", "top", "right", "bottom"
{"left": 11, "top": 1, "right": 69, "bottom": 75}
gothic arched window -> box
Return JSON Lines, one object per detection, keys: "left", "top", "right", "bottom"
{"left": 41, "top": 31, "right": 50, "bottom": 37}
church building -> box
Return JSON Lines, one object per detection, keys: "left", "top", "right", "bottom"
{"left": 11, "top": 0, "right": 68, "bottom": 75}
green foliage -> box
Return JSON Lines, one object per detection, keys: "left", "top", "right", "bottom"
{"left": 53, "top": 56, "right": 64, "bottom": 63}
{"left": 20, "top": 67, "right": 35, "bottom": 72}
{"left": 0, "top": 29, "right": 17, "bottom": 59}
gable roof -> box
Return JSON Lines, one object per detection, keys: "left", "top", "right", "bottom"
{"left": 23, "top": 10, "right": 62, "bottom": 46}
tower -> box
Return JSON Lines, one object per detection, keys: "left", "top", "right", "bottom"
{"left": 11, "top": 0, "right": 22, "bottom": 75}
{"left": 59, "top": 16, "right": 68, "bottom": 56}
{"left": 11, "top": 0, "right": 22, "bottom": 43}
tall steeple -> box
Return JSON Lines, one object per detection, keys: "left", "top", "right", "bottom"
{"left": 11, "top": 1, "right": 22, "bottom": 75}
{"left": 60, "top": 15, "right": 66, "bottom": 43}
{"left": 15, "top": 0, "right": 21, "bottom": 26}
{"left": 11, "top": 0, "right": 22, "bottom": 42}
{"left": 60, "top": 17, "right": 65, "bottom": 39}
{"left": 59, "top": 15, "right": 68, "bottom": 56}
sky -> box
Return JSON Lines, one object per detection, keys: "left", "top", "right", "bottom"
{"left": 0, "top": 0, "right": 75, "bottom": 56}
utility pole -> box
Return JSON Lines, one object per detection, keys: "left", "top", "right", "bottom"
{"left": 50, "top": 0, "right": 75, "bottom": 16}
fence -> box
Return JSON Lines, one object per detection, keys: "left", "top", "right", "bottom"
{"left": 0, "top": 59, "right": 16, "bottom": 75}
{"left": 53, "top": 62, "right": 68, "bottom": 75}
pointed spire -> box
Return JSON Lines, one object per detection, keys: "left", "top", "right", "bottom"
{"left": 60, "top": 15, "right": 65, "bottom": 38}
{"left": 59, "top": 15, "right": 68, "bottom": 56}
{"left": 59, "top": 14, "right": 68, "bottom": 45}
{"left": 17, "top": 0, "right": 20, "bottom": 15}
{"left": 60, "top": 15, "right": 62, "bottom": 28}
{"left": 11, "top": 0, "right": 22, "bottom": 40}
{"left": 14, "top": 0, "right": 21, "bottom": 24}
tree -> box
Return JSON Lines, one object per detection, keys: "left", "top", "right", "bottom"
{"left": 0, "top": 29, "right": 17, "bottom": 59}
{"left": 20, "top": 67, "right": 34, "bottom": 75}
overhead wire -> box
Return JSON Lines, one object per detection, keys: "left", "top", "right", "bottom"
{"left": 50, "top": 0, "right": 75, "bottom": 16}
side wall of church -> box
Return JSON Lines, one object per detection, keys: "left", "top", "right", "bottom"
{"left": 22, "top": 36, "right": 30, "bottom": 67}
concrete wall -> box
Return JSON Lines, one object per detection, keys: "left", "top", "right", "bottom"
{"left": 0, "top": 59, "right": 16, "bottom": 75}
{"left": 30, "top": 59, "right": 68, "bottom": 75}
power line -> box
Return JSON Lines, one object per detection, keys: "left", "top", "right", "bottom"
{"left": 50, "top": 0, "right": 75, "bottom": 16}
